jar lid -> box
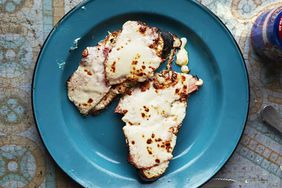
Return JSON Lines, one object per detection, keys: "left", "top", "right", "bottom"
{"left": 274, "top": 11, "right": 282, "bottom": 48}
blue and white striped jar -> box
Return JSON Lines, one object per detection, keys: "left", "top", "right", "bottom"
{"left": 251, "top": 6, "right": 282, "bottom": 63}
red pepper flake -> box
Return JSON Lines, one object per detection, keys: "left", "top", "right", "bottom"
{"left": 175, "top": 88, "right": 180, "bottom": 94}
{"left": 151, "top": 133, "right": 155, "bottom": 138}
{"left": 147, "top": 139, "right": 152, "bottom": 144}
{"left": 181, "top": 75, "right": 186, "bottom": 82}
{"left": 141, "top": 113, "right": 145, "bottom": 118}
{"left": 88, "top": 98, "right": 93, "bottom": 103}
{"left": 155, "top": 159, "right": 160, "bottom": 163}
{"left": 82, "top": 49, "right": 88, "bottom": 57}
{"left": 142, "top": 65, "right": 146, "bottom": 69}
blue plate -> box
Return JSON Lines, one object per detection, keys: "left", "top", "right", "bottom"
{"left": 32, "top": 0, "right": 249, "bottom": 187}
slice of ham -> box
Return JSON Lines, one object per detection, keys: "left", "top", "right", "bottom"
{"left": 115, "top": 71, "right": 201, "bottom": 180}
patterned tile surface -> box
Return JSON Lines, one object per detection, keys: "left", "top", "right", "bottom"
{"left": 0, "top": 0, "right": 281, "bottom": 187}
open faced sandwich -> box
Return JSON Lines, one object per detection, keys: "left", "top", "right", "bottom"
{"left": 67, "top": 20, "right": 203, "bottom": 181}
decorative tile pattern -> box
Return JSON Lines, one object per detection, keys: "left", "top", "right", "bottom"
{"left": 0, "top": 0, "right": 281, "bottom": 187}
{"left": 0, "top": 136, "right": 45, "bottom": 188}
{"left": 200, "top": 0, "right": 282, "bottom": 187}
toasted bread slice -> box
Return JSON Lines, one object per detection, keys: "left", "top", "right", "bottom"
{"left": 139, "top": 161, "right": 169, "bottom": 181}
{"left": 116, "top": 71, "right": 202, "bottom": 180}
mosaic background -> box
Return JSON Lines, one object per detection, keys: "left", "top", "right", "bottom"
{"left": 0, "top": 0, "right": 281, "bottom": 187}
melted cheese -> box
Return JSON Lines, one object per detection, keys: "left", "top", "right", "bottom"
{"left": 67, "top": 46, "right": 111, "bottom": 114}
{"left": 105, "top": 21, "right": 163, "bottom": 85}
{"left": 181, "top": 65, "right": 189, "bottom": 73}
{"left": 117, "top": 72, "right": 199, "bottom": 169}
{"left": 176, "top": 38, "right": 189, "bottom": 66}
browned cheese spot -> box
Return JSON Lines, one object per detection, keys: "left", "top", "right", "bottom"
{"left": 139, "top": 26, "right": 146, "bottom": 34}
{"left": 149, "top": 66, "right": 156, "bottom": 71}
{"left": 111, "top": 61, "right": 116, "bottom": 72}
{"left": 84, "top": 69, "right": 92, "bottom": 76}
{"left": 143, "top": 106, "right": 149, "bottom": 112}
{"left": 155, "top": 138, "right": 162, "bottom": 142}
{"left": 88, "top": 98, "right": 93, "bottom": 103}
{"left": 136, "top": 72, "right": 144, "bottom": 77}
{"left": 140, "top": 82, "right": 150, "bottom": 92}
{"left": 132, "top": 60, "right": 138, "bottom": 65}
{"left": 169, "top": 127, "right": 178, "bottom": 134}
{"left": 147, "top": 146, "right": 153, "bottom": 155}
{"left": 165, "top": 142, "right": 171, "bottom": 152}
{"left": 135, "top": 53, "right": 141, "bottom": 59}
{"left": 131, "top": 141, "right": 135, "bottom": 145}
{"left": 175, "top": 88, "right": 180, "bottom": 94}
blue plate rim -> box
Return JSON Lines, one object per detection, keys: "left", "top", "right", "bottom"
{"left": 31, "top": 0, "right": 250, "bottom": 187}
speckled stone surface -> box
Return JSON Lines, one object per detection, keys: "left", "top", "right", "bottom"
{"left": 0, "top": 0, "right": 281, "bottom": 187}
